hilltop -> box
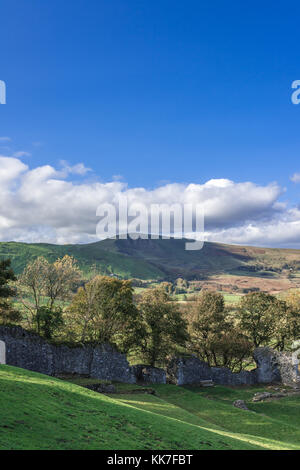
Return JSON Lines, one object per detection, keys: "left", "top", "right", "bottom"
{"left": 0, "top": 237, "right": 300, "bottom": 291}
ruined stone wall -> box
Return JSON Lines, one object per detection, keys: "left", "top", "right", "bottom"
{"left": 167, "top": 355, "right": 257, "bottom": 386}
{"left": 131, "top": 364, "right": 166, "bottom": 384}
{"left": 0, "top": 326, "right": 298, "bottom": 386}
{"left": 254, "top": 347, "right": 299, "bottom": 385}
{"left": 167, "top": 348, "right": 299, "bottom": 386}
{"left": 0, "top": 326, "right": 135, "bottom": 383}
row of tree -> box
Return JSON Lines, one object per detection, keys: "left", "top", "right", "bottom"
{"left": 0, "top": 256, "right": 299, "bottom": 370}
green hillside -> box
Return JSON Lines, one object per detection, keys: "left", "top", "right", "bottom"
{"left": 1, "top": 365, "right": 299, "bottom": 450}
{"left": 0, "top": 239, "right": 165, "bottom": 279}
{"left": 0, "top": 237, "right": 300, "bottom": 281}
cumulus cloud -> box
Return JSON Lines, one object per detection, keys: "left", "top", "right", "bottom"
{"left": 205, "top": 207, "right": 300, "bottom": 248}
{"left": 0, "top": 155, "right": 298, "bottom": 247}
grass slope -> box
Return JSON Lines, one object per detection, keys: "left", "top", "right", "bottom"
{"left": 1, "top": 237, "right": 300, "bottom": 281}
{"left": 0, "top": 240, "right": 165, "bottom": 279}
{"left": 1, "top": 366, "right": 299, "bottom": 450}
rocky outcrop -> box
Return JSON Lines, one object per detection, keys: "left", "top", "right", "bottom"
{"left": 252, "top": 391, "right": 273, "bottom": 402}
{"left": 233, "top": 400, "right": 250, "bottom": 411}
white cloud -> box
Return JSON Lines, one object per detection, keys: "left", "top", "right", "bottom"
{"left": 0, "top": 137, "right": 11, "bottom": 142}
{"left": 0, "top": 155, "right": 298, "bottom": 247}
{"left": 59, "top": 160, "right": 91, "bottom": 176}
{"left": 204, "top": 207, "right": 300, "bottom": 248}
{"left": 0, "top": 156, "right": 28, "bottom": 185}
{"left": 13, "top": 151, "right": 31, "bottom": 158}
{"left": 291, "top": 173, "right": 300, "bottom": 183}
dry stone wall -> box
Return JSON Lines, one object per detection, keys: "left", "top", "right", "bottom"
{"left": 167, "top": 355, "right": 257, "bottom": 386}
{"left": 0, "top": 326, "right": 298, "bottom": 386}
{"left": 0, "top": 326, "right": 135, "bottom": 383}
{"left": 168, "top": 348, "right": 299, "bottom": 386}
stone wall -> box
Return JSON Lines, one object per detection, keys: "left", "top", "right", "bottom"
{"left": 254, "top": 347, "right": 299, "bottom": 385}
{"left": 131, "top": 364, "right": 166, "bottom": 384}
{"left": 167, "top": 355, "right": 257, "bottom": 386}
{"left": 167, "top": 356, "right": 212, "bottom": 385}
{"left": 167, "top": 348, "right": 299, "bottom": 386}
{"left": 0, "top": 326, "right": 135, "bottom": 383}
{"left": 0, "top": 326, "right": 298, "bottom": 386}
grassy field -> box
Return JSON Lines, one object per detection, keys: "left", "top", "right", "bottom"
{"left": 0, "top": 365, "right": 299, "bottom": 450}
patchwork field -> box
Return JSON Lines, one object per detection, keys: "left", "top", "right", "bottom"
{"left": 0, "top": 365, "right": 299, "bottom": 450}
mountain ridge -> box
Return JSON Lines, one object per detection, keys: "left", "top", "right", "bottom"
{"left": 0, "top": 237, "right": 300, "bottom": 282}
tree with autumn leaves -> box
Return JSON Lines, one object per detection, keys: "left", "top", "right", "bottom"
{"left": 17, "top": 255, "right": 80, "bottom": 338}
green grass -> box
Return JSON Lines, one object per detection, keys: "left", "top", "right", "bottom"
{"left": 1, "top": 366, "right": 299, "bottom": 450}
{"left": 219, "top": 292, "right": 242, "bottom": 305}
{"left": 0, "top": 240, "right": 164, "bottom": 280}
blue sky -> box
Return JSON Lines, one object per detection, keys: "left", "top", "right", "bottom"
{"left": 0, "top": 1, "right": 300, "bottom": 246}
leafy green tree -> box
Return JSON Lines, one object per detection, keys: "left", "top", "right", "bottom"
{"left": 272, "top": 297, "right": 300, "bottom": 351}
{"left": 205, "top": 329, "right": 253, "bottom": 371}
{"left": 236, "top": 292, "right": 276, "bottom": 348}
{"left": 67, "top": 276, "right": 139, "bottom": 350}
{"left": 188, "top": 291, "right": 229, "bottom": 363}
{"left": 0, "top": 259, "right": 16, "bottom": 298}
{"left": 0, "top": 259, "right": 21, "bottom": 324}
{"left": 35, "top": 306, "right": 64, "bottom": 340}
{"left": 136, "top": 288, "right": 188, "bottom": 366}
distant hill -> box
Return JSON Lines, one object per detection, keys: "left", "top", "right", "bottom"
{"left": 1, "top": 237, "right": 300, "bottom": 281}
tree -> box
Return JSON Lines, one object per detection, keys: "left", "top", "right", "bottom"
{"left": 285, "top": 289, "right": 300, "bottom": 311}
{"left": 17, "top": 257, "right": 49, "bottom": 328}
{"left": 0, "top": 259, "right": 16, "bottom": 298}
{"left": 175, "top": 278, "right": 188, "bottom": 294}
{"left": 187, "top": 291, "right": 253, "bottom": 370}
{"left": 273, "top": 292, "right": 300, "bottom": 351}
{"left": 35, "top": 306, "right": 64, "bottom": 340}
{"left": 18, "top": 255, "right": 80, "bottom": 334}
{"left": 160, "top": 282, "right": 174, "bottom": 295}
{"left": 236, "top": 292, "right": 276, "bottom": 348}
{"left": 136, "top": 288, "right": 188, "bottom": 366}
{"left": 0, "top": 259, "right": 21, "bottom": 324}
{"left": 67, "top": 276, "right": 139, "bottom": 349}
{"left": 205, "top": 329, "right": 253, "bottom": 371}
{"left": 44, "top": 255, "right": 81, "bottom": 311}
